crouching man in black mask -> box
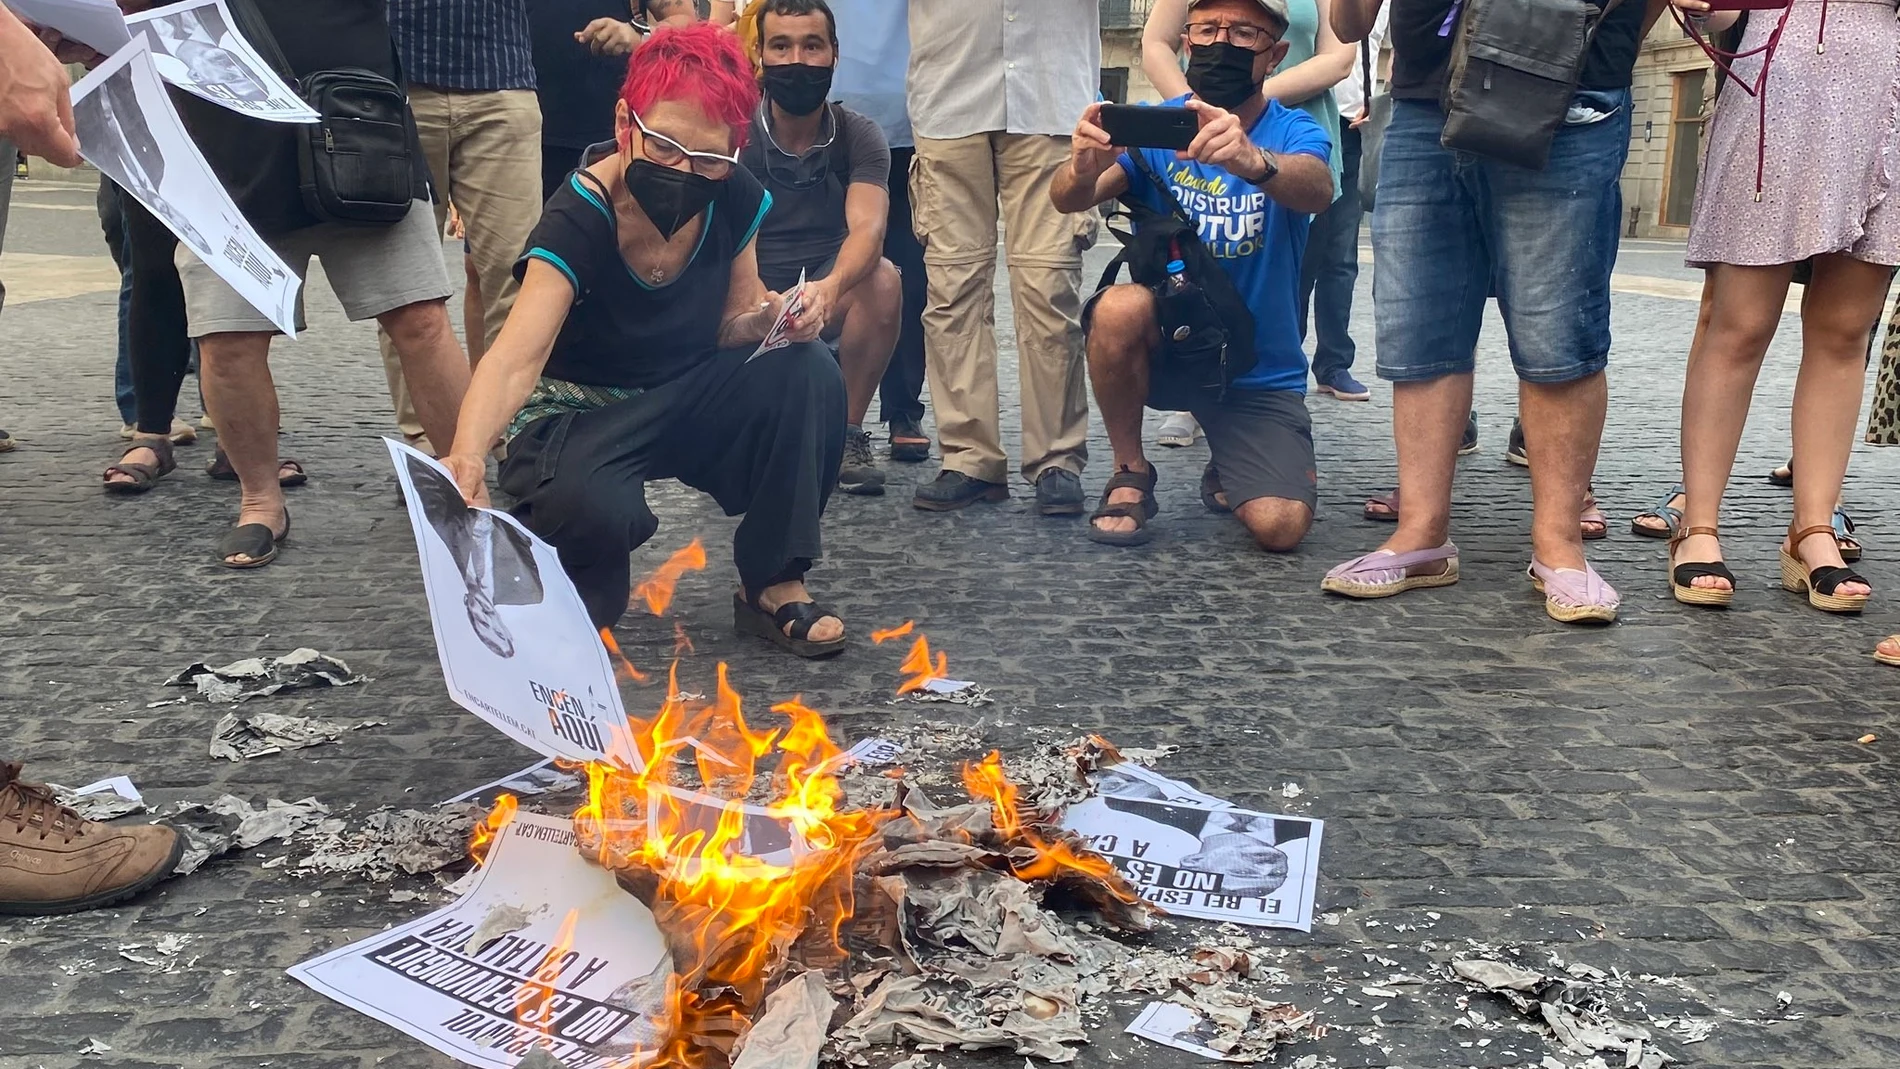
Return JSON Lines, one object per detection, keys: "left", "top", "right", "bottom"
{"left": 739, "top": 0, "right": 901, "bottom": 496}
{"left": 441, "top": 24, "right": 850, "bottom": 659}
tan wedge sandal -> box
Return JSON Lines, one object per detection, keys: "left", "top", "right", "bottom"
{"left": 1668, "top": 525, "right": 1735, "bottom": 607}
{"left": 1781, "top": 524, "right": 1872, "bottom": 614}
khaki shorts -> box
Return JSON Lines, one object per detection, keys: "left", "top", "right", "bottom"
{"left": 175, "top": 198, "right": 452, "bottom": 336}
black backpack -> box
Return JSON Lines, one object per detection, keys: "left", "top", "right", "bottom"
{"left": 1094, "top": 152, "right": 1256, "bottom": 411}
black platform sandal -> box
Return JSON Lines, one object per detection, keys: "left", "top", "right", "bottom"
{"left": 1667, "top": 524, "right": 1735, "bottom": 608}
{"left": 102, "top": 437, "right": 176, "bottom": 495}
{"left": 1780, "top": 523, "right": 1870, "bottom": 614}
{"left": 216, "top": 506, "right": 290, "bottom": 570}
{"left": 733, "top": 592, "right": 846, "bottom": 659}
{"left": 1087, "top": 465, "right": 1159, "bottom": 547}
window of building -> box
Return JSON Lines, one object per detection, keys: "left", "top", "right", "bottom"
{"left": 1662, "top": 69, "right": 1708, "bottom": 229}
{"left": 1101, "top": 67, "right": 1130, "bottom": 104}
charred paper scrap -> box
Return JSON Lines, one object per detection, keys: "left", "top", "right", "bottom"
{"left": 50, "top": 776, "right": 145, "bottom": 821}
{"left": 167, "top": 647, "right": 366, "bottom": 704}
{"left": 208, "top": 710, "right": 382, "bottom": 761}
{"left": 1125, "top": 996, "right": 1316, "bottom": 1063}
{"left": 298, "top": 804, "right": 487, "bottom": 881}
{"left": 899, "top": 677, "right": 993, "bottom": 707}
{"left": 1452, "top": 953, "right": 1679, "bottom": 1067}
{"left": 164, "top": 795, "right": 339, "bottom": 875}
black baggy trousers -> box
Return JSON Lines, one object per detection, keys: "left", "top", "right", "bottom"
{"left": 499, "top": 341, "right": 846, "bottom": 628}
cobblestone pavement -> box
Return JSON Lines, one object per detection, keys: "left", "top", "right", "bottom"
{"left": 3, "top": 177, "right": 1899, "bottom": 1069}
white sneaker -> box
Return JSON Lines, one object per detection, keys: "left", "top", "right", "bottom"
{"left": 1156, "top": 412, "right": 1202, "bottom": 448}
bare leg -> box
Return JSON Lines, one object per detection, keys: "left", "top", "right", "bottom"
{"left": 1519, "top": 372, "right": 1606, "bottom": 572}
{"left": 1783, "top": 254, "right": 1888, "bottom": 595}
{"left": 829, "top": 260, "right": 903, "bottom": 426}
{"left": 1378, "top": 374, "right": 1470, "bottom": 574}
{"left": 1234, "top": 497, "right": 1312, "bottom": 553}
{"left": 197, "top": 331, "right": 285, "bottom": 562}
{"left": 1634, "top": 275, "right": 1714, "bottom": 537}
{"left": 378, "top": 298, "right": 472, "bottom": 460}
{"left": 1679, "top": 263, "right": 1794, "bottom": 591}
{"left": 1084, "top": 285, "right": 1157, "bottom": 536}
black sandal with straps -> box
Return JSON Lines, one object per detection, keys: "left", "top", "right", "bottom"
{"left": 102, "top": 436, "right": 176, "bottom": 495}
{"left": 733, "top": 591, "right": 846, "bottom": 659}
{"left": 1668, "top": 524, "right": 1735, "bottom": 608}
{"left": 1781, "top": 523, "right": 1871, "bottom": 614}
{"left": 1088, "top": 465, "right": 1159, "bottom": 547}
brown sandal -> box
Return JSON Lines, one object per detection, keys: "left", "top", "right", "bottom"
{"left": 1780, "top": 524, "right": 1871, "bottom": 614}
{"left": 102, "top": 437, "right": 176, "bottom": 495}
{"left": 207, "top": 446, "right": 307, "bottom": 487}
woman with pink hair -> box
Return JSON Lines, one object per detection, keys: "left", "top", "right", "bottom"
{"left": 440, "top": 24, "right": 850, "bottom": 659}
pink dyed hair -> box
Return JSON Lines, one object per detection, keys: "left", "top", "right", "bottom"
{"left": 620, "top": 23, "right": 761, "bottom": 150}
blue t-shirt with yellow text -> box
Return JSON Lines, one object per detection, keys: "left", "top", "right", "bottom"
{"left": 1117, "top": 96, "right": 1332, "bottom": 393}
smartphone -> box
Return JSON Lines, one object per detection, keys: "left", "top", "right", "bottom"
{"left": 1098, "top": 104, "right": 1198, "bottom": 152}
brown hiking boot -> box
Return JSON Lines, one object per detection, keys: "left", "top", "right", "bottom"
{"left": 0, "top": 762, "right": 184, "bottom": 915}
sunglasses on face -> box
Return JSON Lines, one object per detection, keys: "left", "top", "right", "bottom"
{"left": 629, "top": 109, "right": 740, "bottom": 179}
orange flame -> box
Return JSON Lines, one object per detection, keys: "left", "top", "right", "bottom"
{"left": 601, "top": 627, "right": 649, "bottom": 684}
{"left": 468, "top": 793, "right": 518, "bottom": 866}
{"left": 572, "top": 661, "right": 888, "bottom": 1064}
{"left": 673, "top": 621, "right": 695, "bottom": 657}
{"left": 962, "top": 751, "right": 1132, "bottom": 894}
{"left": 635, "top": 539, "right": 708, "bottom": 616}
{"left": 870, "top": 620, "right": 914, "bottom": 644}
{"left": 513, "top": 908, "right": 580, "bottom": 1041}
{"left": 897, "top": 634, "right": 948, "bottom": 695}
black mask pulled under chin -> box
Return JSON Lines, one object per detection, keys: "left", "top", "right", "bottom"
{"left": 624, "top": 158, "right": 720, "bottom": 240}
{"left": 1185, "top": 42, "right": 1263, "bottom": 110}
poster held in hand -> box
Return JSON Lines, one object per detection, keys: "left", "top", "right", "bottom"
{"left": 386, "top": 439, "right": 641, "bottom": 771}
{"left": 127, "top": 0, "right": 320, "bottom": 123}
{"left": 749, "top": 268, "right": 807, "bottom": 360}
{"left": 1062, "top": 796, "right": 1323, "bottom": 931}
{"left": 289, "top": 813, "right": 674, "bottom": 1069}
{"left": 71, "top": 37, "right": 301, "bottom": 335}
{"left": 3, "top": 0, "right": 132, "bottom": 56}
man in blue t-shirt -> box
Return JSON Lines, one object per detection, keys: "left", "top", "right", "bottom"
{"left": 1051, "top": 0, "right": 1331, "bottom": 550}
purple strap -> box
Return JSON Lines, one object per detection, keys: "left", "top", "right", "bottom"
{"left": 1438, "top": 0, "right": 1464, "bottom": 36}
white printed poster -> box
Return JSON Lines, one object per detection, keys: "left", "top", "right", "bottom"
{"left": 3, "top": 0, "right": 132, "bottom": 56}
{"left": 1062, "top": 796, "right": 1323, "bottom": 931}
{"left": 387, "top": 439, "right": 641, "bottom": 771}
{"left": 290, "top": 813, "right": 674, "bottom": 1068}
{"left": 1124, "top": 1001, "right": 1234, "bottom": 1062}
{"left": 71, "top": 37, "right": 301, "bottom": 335}
{"left": 128, "top": 0, "right": 319, "bottom": 123}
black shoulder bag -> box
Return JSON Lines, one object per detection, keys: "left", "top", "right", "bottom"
{"left": 1439, "top": 0, "right": 1627, "bottom": 171}
{"left": 1093, "top": 152, "right": 1256, "bottom": 411}
{"left": 234, "top": 0, "right": 418, "bottom": 226}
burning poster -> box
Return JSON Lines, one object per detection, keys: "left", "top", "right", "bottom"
{"left": 70, "top": 37, "right": 301, "bottom": 335}
{"left": 1061, "top": 797, "right": 1322, "bottom": 931}
{"left": 127, "top": 0, "right": 320, "bottom": 123}
{"left": 289, "top": 812, "right": 673, "bottom": 1069}
{"left": 387, "top": 439, "right": 641, "bottom": 770}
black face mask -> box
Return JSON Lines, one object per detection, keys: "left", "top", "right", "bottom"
{"left": 624, "top": 158, "right": 720, "bottom": 240}
{"left": 761, "top": 62, "right": 834, "bottom": 117}
{"left": 1185, "top": 42, "right": 1262, "bottom": 110}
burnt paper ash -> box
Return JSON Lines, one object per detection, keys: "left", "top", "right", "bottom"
{"left": 208, "top": 710, "right": 383, "bottom": 761}
{"left": 1451, "top": 949, "right": 1681, "bottom": 1067}
{"left": 167, "top": 647, "right": 366, "bottom": 703}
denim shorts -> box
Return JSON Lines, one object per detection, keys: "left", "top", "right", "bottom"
{"left": 1370, "top": 91, "right": 1631, "bottom": 384}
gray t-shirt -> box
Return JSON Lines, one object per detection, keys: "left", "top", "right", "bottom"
{"left": 741, "top": 103, "right": 891, "bottom": 292}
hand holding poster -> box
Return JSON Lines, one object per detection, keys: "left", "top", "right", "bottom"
{"left": 387, "top": 439, "right": 642, "bottom": 771}
{"left": 127, "top": 0, "right": 320, "bottom": 123}
{"left": 748, "top": 269, "right": 807, "bottom": 360}
{"left": 1062, "top": 795, "right": 1323, "bottom": 931}
{"left": 289, "top": 813, "right": 674, "bottom": 1068}
{"left": 70, "top": 37, "right": 302, "bottom": 335}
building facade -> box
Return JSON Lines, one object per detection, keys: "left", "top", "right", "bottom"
{"left": 1100, "top": 0, "right": 1165, "bottom": 104}
{"left": 1621, "top": 23, "right": 1717, "bottom": 239}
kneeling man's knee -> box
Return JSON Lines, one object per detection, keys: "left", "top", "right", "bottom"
{"left": 1234, "top": 497, "right": 1312, "bottom": 553}
{"left": 1089, "top": 283, "right": 1157, "bottom": 337}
